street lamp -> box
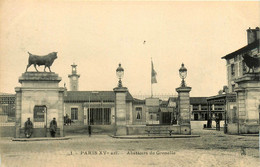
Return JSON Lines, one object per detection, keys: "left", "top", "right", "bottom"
{"left": 116, "top": 63, "right": 124, "bottom": 87}
{"left": 179, "top": 63, "right": 187, "bottom": 87}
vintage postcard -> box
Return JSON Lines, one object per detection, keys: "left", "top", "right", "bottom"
{"left": 0, "top": 0, "right": 259, "bottom": 166}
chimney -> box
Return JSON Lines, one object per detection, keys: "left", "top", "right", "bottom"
{"left": 247, "top": 27, "right": 260, "bottom": 44}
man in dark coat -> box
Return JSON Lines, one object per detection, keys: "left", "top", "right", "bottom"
{"left": 24, "top": 118, "right": 33, "bottom": 138}
{"left": 88, "top": 125, "right": 92, "bottom": 137}
{"left": 215, "top": 115, "right": 220, "bottom": 131}
{"left": 50, "top": 118, "right": 57, "bottom": 137}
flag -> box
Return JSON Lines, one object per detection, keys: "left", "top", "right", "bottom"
{"left": 151, "top": 60, "right": 157, "bottom": 84}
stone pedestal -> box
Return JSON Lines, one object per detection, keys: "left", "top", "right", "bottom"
{"left": 176, "top": 86, "right": 192, "bottom": 135}
{"left": 113, "top": 87, "right": 128, "bottom": 136}
{"left": 234, "top": 73, "right": 260, "bottom": 134}
{"left": 15, "top": 72, "right": 65, "bottom": 138}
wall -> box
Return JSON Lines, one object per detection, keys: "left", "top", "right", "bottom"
{"left": 64, "top": 102, "right": 84, "bottom": 125}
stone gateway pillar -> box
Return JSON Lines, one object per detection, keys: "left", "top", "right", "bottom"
{"left": 113, "top": 87, "right": 128, "bottom": 136}
{"left": 234, "top": 73, "right": 260, "bottom": 134}
{"left": 15, "top": 72, "right": 65, "bottom": 138}
{"left": 176, "top": 86, "right": 192, "bottom": 135}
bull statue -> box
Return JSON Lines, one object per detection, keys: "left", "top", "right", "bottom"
{"left": 25, "top": 52, "right": 58, "bottom": 72}
{"left": 242, "top": 53, "right": 260, "bottom": 73}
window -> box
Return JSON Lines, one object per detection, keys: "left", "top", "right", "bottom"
{"left": 205, "top": 114, "right": 208, "bottom": 120}
{"left": 137, "top": 112, "right": 141, "bottom": 119}
{"left": 136, "top": 107, "right": 142, "bottom": 120}
{"left": 71, "top": 108, "right": 78, "bottom": 120}
{"left": 201, "top": 105, "right": 208, "bottom": 110}
{"left": 192, "top": 105, "right": 199, "bottom": 111}
{"left": 219, "top": 113, "right": 223, "bottom": 120}
{"left": 194, "top": 114, "right": 198, "bottom": 120}
{"left": 215, "top": 105, "right": 224, "bottom": 111}
{"left": 231, "top": 64, "right": 235, "bottom": 76}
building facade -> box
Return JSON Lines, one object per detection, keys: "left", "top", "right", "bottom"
{"left": 223, "top": 27, "right": 260, "bottom": 93}
{"left": 0, "top": 93, "right": 16, "bottom": 122}
{"left": 64, "top": 91, "right": 134, "bottom": 126}
{"left": 220, "top": 27, "right": 260, "bottom": 134}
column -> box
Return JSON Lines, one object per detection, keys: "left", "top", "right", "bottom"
{"left": 235, "top": 73, "right": 260, "bottom": 134}
{"left": 113, "top": 87, "right": 128, "bottom": 136}
{"left": 15, "top": 87, "right": 22, "bottom": 138}
{"left": 58, "top": 88, "right": 64, "bottom": 137}
{"left": 83, "top": 107, "right": 88, "bottom": 125}
{"left": 176, "top": 86, "right": 192, "bottom": 135}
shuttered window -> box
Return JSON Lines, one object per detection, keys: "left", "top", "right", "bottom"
{"left": 71, "top": 108, "right": 78, "bottom": 120}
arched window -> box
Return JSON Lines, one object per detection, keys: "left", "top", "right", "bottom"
{"left": 137, "top": 112, "right": 141, "bottom": 119}
{"left": 136, "top": 107, "right": 142, "bottom": 120}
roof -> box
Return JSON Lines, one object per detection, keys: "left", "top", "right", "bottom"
{"left": 222, "top": 40, "right": 259, "bottom": 60}
{"left": 168, "top": 97, "right": 178, "bottom": 102}
{"left": 64, "top": 91, "right": 133, "bottom": 102}
{"left": 190, "top": 97, "right": 207, "bottom": 104}
{"left": 0, "top": 93, "right": 15, "bottom": 96}
{"left": 168, "top": 97, "right": 207, "bottom": 105}
{"left": 160, "top": 100, "right": 168, "bottom": 107}
{"left": 133, "top": 98, "right": 145, "bottom": 105}
{"left": 207, "top": 93, "right": 236, "bottom": 101}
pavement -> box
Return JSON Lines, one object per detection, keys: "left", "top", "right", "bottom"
{"left": 110, "top": 134, "right": 200, "bottom": 139}
{"left": 10, "top": 134, "right": 200, "bottom": 142}
{"left": 12, "top": 137, "right": 70, "bottom": 142}
{"left": 0, "top": 124, "right": 259, "bottom": 167}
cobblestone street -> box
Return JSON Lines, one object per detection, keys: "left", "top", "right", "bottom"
{"left": 0, "top": 127, "right": 259, "bottom": 167}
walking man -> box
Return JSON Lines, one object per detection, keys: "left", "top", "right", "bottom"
{"left": 88, "top": 125, "right": 92, "bottom": 137}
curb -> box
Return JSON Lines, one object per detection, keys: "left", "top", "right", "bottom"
{"left": 239, "top": 134, "right": 259, "bottom": 137}
{"left": 109, "top": 135, "right": 200, "bottom": 139}
{"left": 12, "top": 137, "right": 71, "bottom": 141}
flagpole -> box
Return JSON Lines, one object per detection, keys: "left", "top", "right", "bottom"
{"left": 151, "top": 80, "right": 153, "bottom": 98}
{"left": 151, "top": 58, "right": 153, "bottom": 98}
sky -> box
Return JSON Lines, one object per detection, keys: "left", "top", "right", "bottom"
{"left": 0, "top": 1, "right": 259, "bottom": 97}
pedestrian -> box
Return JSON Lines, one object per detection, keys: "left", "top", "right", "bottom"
{"left": 64, "top": 114, "right": 69, "bottom": 125}
{"left": 50, "top": 118, "right": 57, "bottom": 137}
{"left": 215, "top": 116, "right": 220, "bottom": 131}
{"left": 88, "top": 125, "right": 92, "bottom": 137}
{"left": 24, "top": 118, "right": 33, "bottom": 138}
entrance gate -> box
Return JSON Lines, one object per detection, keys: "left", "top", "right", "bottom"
{"left": 88, "top": 108, "right": 111, "bottom": 125}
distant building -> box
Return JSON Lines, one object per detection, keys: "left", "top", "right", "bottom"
{"left": 64, "top": 91, "right": 135, "bottom": 126}
{"left": 0, "top": 93, "right": 15, "bottom": 122}
{"left": 68, "top": 63, "right": 80, "bottom": 91}
{"left": 190, "top": 97, "right": 209, "bottom": 121}
{"left": 167, "top": 97, "right": 212, "bottom": 122}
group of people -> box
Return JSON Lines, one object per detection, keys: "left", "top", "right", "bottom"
{"left": 24, "top": 117, "right": 57, "bottom": 138}
{"left": 64, "top": 114, "right": 73, "bottom": 125}
{"left": 24, "top": 117, "right": 93, "bottom": 138}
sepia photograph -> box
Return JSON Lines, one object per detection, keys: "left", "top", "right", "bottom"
{"left": 0, "top": 0, "right": 259, "bottom": 166}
